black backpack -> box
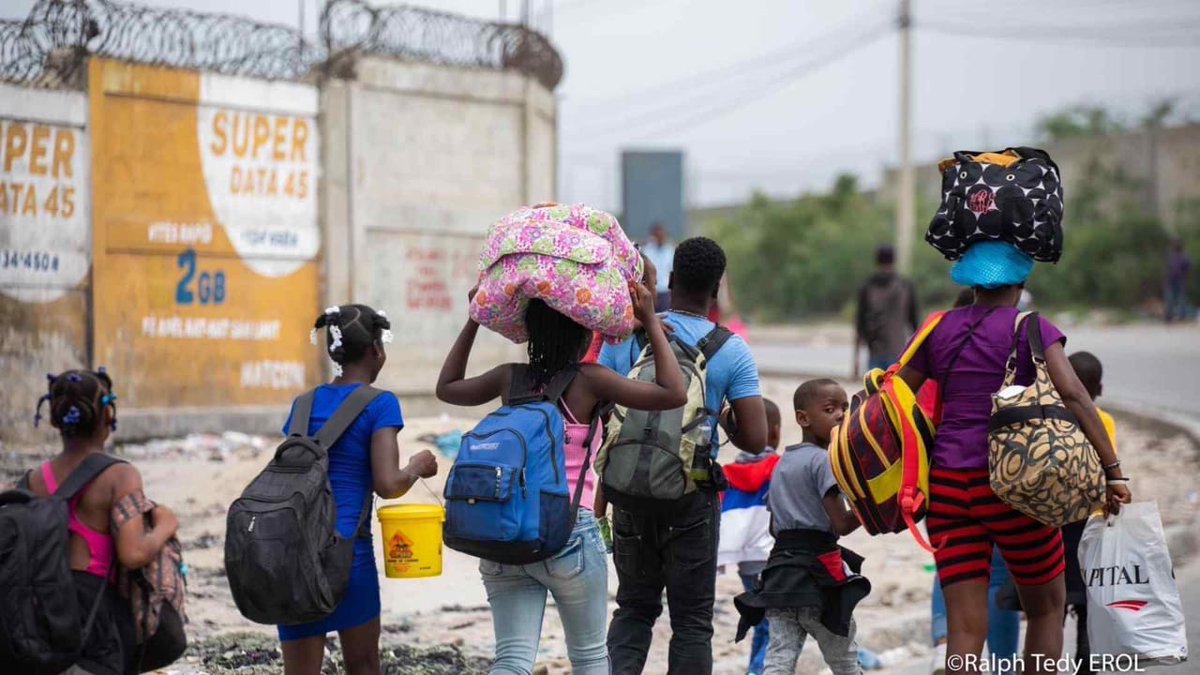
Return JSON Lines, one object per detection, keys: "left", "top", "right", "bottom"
{"left": 225, "top": 385, "right": 382, "bottom": 625}
{"left": 0, "top": 454, "right": 125, "bottom": 675}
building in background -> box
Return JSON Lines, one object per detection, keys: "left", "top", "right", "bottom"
{"left": 621, "top": 150, "right": 685, "bottom": 241}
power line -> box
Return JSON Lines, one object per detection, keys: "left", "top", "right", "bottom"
{"left": 566, "top": 16, "right": 887, "bottom": 110}
{"left": 566, "top": 19, "right": 893, "bottom": 140}
{"left": 919, "top": 20, "right": 1200, "bottom": 48}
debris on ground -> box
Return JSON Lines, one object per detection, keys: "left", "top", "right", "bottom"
{"left": 119, "top": 432, "right": 272, "bottom": 462}
{"left": 167, "top": 632, "right": 490, "bottom": 674}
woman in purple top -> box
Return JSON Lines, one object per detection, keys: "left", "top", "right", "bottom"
{"left": 897, "top": 240, "right": 1130, "bottom": 675}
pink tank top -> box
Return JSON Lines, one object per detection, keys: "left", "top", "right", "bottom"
{"left": 41, "top": 462, "right": 115, "bottom": 579}
{"left": 561, "top": 402, "right": 602, "bottom": 512}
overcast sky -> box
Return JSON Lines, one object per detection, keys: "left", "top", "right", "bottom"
{"left": 7, "top": 0, "right": 1200, "bottom": 210}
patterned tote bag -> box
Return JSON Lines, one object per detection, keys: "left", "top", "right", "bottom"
{"left": 988, "top": 312, "right": 1105, "bottom": 527}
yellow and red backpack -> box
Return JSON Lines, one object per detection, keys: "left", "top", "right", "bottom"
{"left": 829, "top": 312, "right": 943, "bottom": 552}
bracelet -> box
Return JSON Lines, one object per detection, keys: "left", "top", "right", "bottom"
{"left": 1107, "top": 478, "right": 1130, "bottom": 485}
{"left": 1103, "top": 460, "right": 1121, "bottom": 471}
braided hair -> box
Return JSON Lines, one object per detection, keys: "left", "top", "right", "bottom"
{"left": 525, "top": 299, "right": 590, "bottom": 390}
{"left": 313, "top": 304, "right": 392, "bottom": 373}
{"left": 34, "top": 368, "right": 118, "bottom": 438}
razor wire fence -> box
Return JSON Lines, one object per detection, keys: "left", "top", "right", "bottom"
{"left": 0, "top": 0, "right": 562, "bottom": 90}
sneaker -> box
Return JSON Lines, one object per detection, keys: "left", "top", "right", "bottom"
{"left": 931, "top": 643, "right": 947, "bottom": 675}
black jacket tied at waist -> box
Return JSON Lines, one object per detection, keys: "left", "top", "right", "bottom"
{"left": 734, "top": 528, "right": 871, "bottom": 639}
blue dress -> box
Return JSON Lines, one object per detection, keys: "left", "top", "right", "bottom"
{"left": 276, "top": 383, "right": 404, "bottom": 641}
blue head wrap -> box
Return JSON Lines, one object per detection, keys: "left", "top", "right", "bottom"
{"left": 950, "top": 240, "right": 1035, "bottom": 289}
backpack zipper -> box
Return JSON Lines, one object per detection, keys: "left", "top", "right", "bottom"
{"left": 462, "top": 428, "right": 528, "bottom": 496}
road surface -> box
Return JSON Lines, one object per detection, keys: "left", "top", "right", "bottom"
{"left": 751, "top": 322, "right": 1200, "bottom": 422}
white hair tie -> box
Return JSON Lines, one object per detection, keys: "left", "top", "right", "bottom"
{"left": 381, "top": 328, "right": 394, "bottom": 345}
{"left": 329, "top": 325, "right": 343, "bottom": 353}
{"left": 330, "top": 360, "right": 343, "bottom": 377}
{"left": 324, "top": 306, "right": 340, "bottom": 315}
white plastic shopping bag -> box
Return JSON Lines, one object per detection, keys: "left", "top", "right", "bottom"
{"left": 1079, "top": 502, "right": 1188, "bottom": 666}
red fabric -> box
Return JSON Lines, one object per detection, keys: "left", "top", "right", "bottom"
{"left": 817, "top": 549, "right": 848, "bottom": 582}
{"left": 917, "top": 380, "right": 940, "bottom": 423}
{"left": 926, "top": 468, "right": 1064, "bottom": 588}
{"left": 722, "top": 454, "right": 781, "bottom": 493}
{"left": 582, "top": 332, "right": 603, "bottom": 364}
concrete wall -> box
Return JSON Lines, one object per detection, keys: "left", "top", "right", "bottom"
{"left": 1, "top": 54, "right": 557, "bottom": 442}
{"left": 322, "top": 56, "right": 557, "bottom": 396}
{"left": 0, "top": 83, "right": 91, "bottom": 443}
{"left": 87, "top": 59, "right": 322, "bottom": 419}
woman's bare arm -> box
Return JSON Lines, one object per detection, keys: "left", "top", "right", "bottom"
{"left": 435, "top": 318, "right": 512, "bottom": 407}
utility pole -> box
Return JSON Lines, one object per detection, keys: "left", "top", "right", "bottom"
{"left": 896, "top": 0, "right": 915, "bottom": 274}
{"left": 521, "top": 0, "right": 531, "bottom": 28}
{"left": 500, "top": 0, "right": 507, "bottom": 22}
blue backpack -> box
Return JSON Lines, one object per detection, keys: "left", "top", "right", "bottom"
{"left": 443, "top": 366, "right": 601, "bottom": 565}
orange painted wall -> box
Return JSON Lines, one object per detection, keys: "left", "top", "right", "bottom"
{"left": 88, "top": 59, "right": 321, "bottom": 408}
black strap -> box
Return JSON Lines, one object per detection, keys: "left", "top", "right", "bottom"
{"left": 1026, "top": 312, "right": 1046, "bottom": 361}
{"left": 938, "top": 307, "right": 999, "bottom": 394}
{"left": 1002, "top": 311, "right": 1041, "bottom": 383}
{"left": 80, "top": 575, "right": 108, "bottom": 646}
{"left": 51, "top": 456, "right": 124, "bottom": 644}
{"left": 56, "top": 454, "right": 126, "bottom": 501}
{"left": 569, "top": 402, "right": 612, "bottom": 524}
{"left": 288, "top": 390, "right": 316, "bottom": 436}
{"left": 989, "top": 403, "right": 1078, "bottom": 433}
{"left": 696, "top": 325, "right": 734, "bottom": 362}
{"left": 632, "top": 328, "right": 648, "bottom": 355}
{"left": 314, "top": 386, "right": 385, "bottom": 448}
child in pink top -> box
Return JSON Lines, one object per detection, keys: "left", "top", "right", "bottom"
{"left": 27, "top": 369, "right": 179, "bottom": 675}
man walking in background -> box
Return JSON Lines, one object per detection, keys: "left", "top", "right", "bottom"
{"left": 1165, "top": 236, "right": 1192, "bottom": 323}
{"left": 853, "top": 245, "right": 918, "bottom": 377}
{"left": 643, "top": 222, "right": 676, "bottom": 312}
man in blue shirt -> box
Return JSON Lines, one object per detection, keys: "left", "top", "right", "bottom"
{"left": 600, "top": 236, "right": 767, "bottom": 675}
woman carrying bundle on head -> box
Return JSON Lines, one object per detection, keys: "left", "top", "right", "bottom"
{"left": 275, "top": 305, "right": 439, "bottom": 675}
{"left": 901, "top": 148, "right": 1131, "bottom": 675}
{"left": 436, "top": 204, "right": 688, "bottom": 674}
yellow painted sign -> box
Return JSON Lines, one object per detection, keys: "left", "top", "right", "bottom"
{"left": 88, "top": 59, "right": 320, "bottom": 407}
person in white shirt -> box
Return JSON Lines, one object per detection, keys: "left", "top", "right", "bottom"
{"left": 642, "top": 223, "right": 676, "bottom": 312}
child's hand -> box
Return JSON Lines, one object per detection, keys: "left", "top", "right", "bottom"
{"left": 152, "top": 504, "right": 179, "bottom": 536}
{"left": 406, "top": 449, "right": 439, "bottom": 479}
{"left": 630, "top": 280, "right": 657, "bottom": 324}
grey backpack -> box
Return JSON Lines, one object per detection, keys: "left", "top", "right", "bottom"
{"left": 225, "top": 386, "right": 381, "bottom": 625}
{"left": 595, "top": 326, "right": 732, "bottom": 508}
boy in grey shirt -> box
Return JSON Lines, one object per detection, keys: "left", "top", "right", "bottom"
{"left": 760, "top": 379, "right": 864, "bottom": 675}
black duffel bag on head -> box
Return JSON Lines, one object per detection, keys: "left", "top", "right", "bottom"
{"left": 926, "top": 147, "right": 1064, "bottom": 263}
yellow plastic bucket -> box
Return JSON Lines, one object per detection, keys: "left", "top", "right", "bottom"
{"left": 377, "top": 504, "right": 444, "bottom": 579}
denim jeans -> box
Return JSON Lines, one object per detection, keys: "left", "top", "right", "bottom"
{"left": 930, "top": 548, "right": 1019, "bottom": 675}
{"left": 608, "top": 490, "right": 721, "bottom": 675}
{"left": 763, "top": 608, "right": 859, "bottom": 675}
{"left": 739, "top": 573, "right": 769, "bottom": 674}
{"left": 480, "top": 510, "right": 609, "bottom": 675}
